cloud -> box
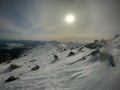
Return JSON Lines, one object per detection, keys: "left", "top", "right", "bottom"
{"left": 0, "top": 18, "right": 26, "bottom": 34}
{"left": 0, "top": 0, "right": 119, "bottom": 41}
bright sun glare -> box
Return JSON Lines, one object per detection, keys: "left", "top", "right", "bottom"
{"left": 65, "top": 14, "right": 75, "bottom": 23}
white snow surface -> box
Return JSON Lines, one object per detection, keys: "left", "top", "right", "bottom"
{"left": 0, "top": 37, "right": 120, "bottom": 90}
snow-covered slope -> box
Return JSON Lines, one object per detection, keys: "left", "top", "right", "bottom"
{"left": 0, "top": 37, "right": 120, "bottom": 90}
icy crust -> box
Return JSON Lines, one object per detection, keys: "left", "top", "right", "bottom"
{"left": 0, "top": 36, "right": 120, "bottom": 90}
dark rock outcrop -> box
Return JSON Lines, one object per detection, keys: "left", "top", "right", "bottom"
{"left": 114, "top": 34, "right": 120, "bottom": 39}
{"left": 53, "top": 55, "right": 58, "bottom": 60}
{"left": 5, "top": 76, "right": 19, "bottom": 82}
{"left": 78, "top": 47, "right": 84, "bottom": 52}
{"left": 30, "top": 59, "right": 36, "bottom": 62}
{"left": 67, "top": 51, "right": 75, "bottom": 57}
{"left": 31, "top": 65, "right": 40, "bottom": 71}
{"left": 85, "top": 43, "right": 97, "bottom": 49}
{"left": 85, "top": 40, "right": 103, "bottom": 49}
{"left": 51, "top": 54, "right": 59, "bottom": 64}
{"left": 90, "top": 49, "right": 100, "bottom": 56}
{"left": 9, "top": 64, "right": 21, "bottom": 72}
{"left": 64, "top": 48, "right": 67, "bottom": 51}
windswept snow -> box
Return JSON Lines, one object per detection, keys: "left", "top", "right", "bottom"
{"left": 0, "top": 36, "right": 120, "bottom": 90}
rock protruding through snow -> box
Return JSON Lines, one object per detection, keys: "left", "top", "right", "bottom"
{"left": 51, "top": 54, "right": 59, "bottom": 64}
{"left": 31, "top": 65, "right": 40, "bottom": 71}
{"left": 5, "top": 76, "right": 19, "bottom": 83}
{"left": 67, "top": 51, "right": 75, "bottom": 57}
{"left": 9, "top": 64, "right": 21, "bottom": 72}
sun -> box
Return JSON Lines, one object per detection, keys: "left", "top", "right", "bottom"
{"left": 65, "top": 14, "right": 75, "bottom": 23}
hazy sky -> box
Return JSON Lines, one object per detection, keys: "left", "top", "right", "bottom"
{"left": 0, "top": 0, "right": 120, "bottom": 42}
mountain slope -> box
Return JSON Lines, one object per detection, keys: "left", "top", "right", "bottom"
{"left": 0, "top": 37, "right": 120, "bottom": 90}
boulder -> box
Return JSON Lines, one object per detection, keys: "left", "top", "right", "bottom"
{"left": 9, "top": 64, "right": 21, "bottom": 72}
{"left": 64, "top": 48, "right": 67, "bottom": 51}
{"left": 5, "top": 76, "right": 19, "bottom": 82}
{"left": 54, "top": 55, "right": 58, "bottom": 60}
{"left": 85, "top": 43, "right": 97, "bottom": 49}
{"left": 31, "top": 65, "right": 40, "bottom": 71}
{"left": 67, "top": 51, "right": 75, "bottom": 57}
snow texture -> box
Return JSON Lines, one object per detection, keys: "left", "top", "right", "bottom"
{"left": 0, "top": 36, "right": 120, "bottom": 90}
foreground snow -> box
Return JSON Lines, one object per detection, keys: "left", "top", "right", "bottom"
{"left": 0, "top": 36, "right": 120, "bottom": 90}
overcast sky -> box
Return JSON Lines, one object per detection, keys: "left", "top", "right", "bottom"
{"left": 0, "top": 0, "right": 120, "bottom": 42}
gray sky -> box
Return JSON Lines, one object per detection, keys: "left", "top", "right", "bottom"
{"left": 0, "top": 0, "right": 120, "bottom": 42}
